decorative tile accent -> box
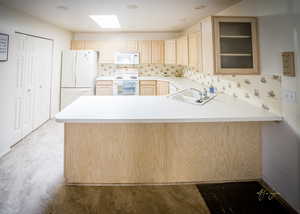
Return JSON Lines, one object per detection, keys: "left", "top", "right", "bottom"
{"left": 183, "top": 67, "right": 282, "bottom": 115}
{"left": 98, "top": 63, "right": 183, "bottom": 77}
{"left": 98, "top": 63, "right": 282, "bottom": 115}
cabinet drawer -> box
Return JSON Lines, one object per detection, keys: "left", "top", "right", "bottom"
{"left": 140, "top": 80, "right": 157, "bottom": 86}
{"left": 96, "top": 86, "right": 113, "bottom": 96}
{"left": 140, "top": 85, "right": 156, "bottom": 96}
{"left": 157, "top": 80, "right": 169, "bottom": 87}
{"left": 96, "top": 80, "right": 113, "bottom": 86}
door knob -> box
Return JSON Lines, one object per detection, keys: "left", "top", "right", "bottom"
{"left": 27, "top": 89, "right": 31, "bottom": 92}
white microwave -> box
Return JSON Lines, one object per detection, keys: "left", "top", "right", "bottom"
{"left": 115, "top": 52, "right": 139, "bottom": 65}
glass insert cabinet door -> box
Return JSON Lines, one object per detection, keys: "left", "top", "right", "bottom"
{"left": 213, "top": 17, "right": 260, "bottom": 75}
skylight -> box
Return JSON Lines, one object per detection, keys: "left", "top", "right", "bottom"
{"left": 89, "top": 15, "right": 120, "bottom": 28}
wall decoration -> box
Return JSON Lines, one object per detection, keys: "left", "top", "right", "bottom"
{"left": 282, "top": 52, "right": 295, "bottom": 77}
{"left": 0, "top": 33, "right": 9, "bottom": 61}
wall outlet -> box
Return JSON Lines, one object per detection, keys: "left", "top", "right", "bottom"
{"left": 283, "top": 90, "right": 297, "bottom": 104}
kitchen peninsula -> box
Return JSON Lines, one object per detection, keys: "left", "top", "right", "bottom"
{"left": 56, "top": 92, "right": 281, "bottom": 185}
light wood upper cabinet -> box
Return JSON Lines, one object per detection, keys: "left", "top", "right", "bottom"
{"left": 176, "top": 36, "right": 189, "bottom": 66}
{"left": 213, "top": 16, "right": 259, "bottom": 75}
{"left": 164, "top": 40, "right": 177, "bottom": 64}
{"left": 71, "top": 40, "right": 86, "bottom": 50}
{"left": 99, "top": 41, "right": 120, "bottom": 63}
{"left": 138, "top": 40, "right": 152, "bottom": 64}
{"left": 126, "top": 40, "right": 138, "bottom": 52}
{"left": 151, "top": 40, "right": 165, "bottom": 64}
{"left": 202, "top": 17, "right": 215, "bottom": 75}
{"left": 85, "top": 40, "right": 103, "bottom": 50}
{"left": 188, "top": 32, "right": 200, "bottom": 69}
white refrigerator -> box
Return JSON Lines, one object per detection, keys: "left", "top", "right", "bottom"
{"left": 60, "top": 50, "right": 97, "bottom": 110}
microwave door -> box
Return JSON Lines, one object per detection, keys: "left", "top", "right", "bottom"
{"left": 116, "top": 55, "right": 131, "bottom": 64}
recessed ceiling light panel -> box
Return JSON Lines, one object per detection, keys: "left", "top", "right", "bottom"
{"left": 89, "top": 15, "right": 120, "bottom": 28}
{"left": 127, "top": 4, "right": 139, "bottom": 9}
{"left": 56, "top": 5, "right": 69, "bottom": 11}
{"left": 194, "top": 5, "right": 207, "bottom": 10}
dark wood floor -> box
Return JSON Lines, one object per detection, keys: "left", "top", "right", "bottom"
{"left": 197, "top": 181, "right": 298, "bottom": 214}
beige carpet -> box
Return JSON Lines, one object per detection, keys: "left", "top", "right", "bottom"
{"left": 0, "top": 120, "right": 210, "bottom": 214}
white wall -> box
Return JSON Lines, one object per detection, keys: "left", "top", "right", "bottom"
{"left": 73, "top": 32, "right": 180, "bottom": 41}
{"left": 218, "top": 0, "right": 300, "bottom": 212}
{"left": 0, "top": 4, "right": 72, "bottom": 156}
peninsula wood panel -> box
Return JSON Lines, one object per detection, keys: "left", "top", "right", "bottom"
{"left": 64, "top": 122, "right": 261, "bottom": 185}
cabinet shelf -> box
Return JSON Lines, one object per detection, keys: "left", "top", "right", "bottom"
{"left": 220, "top": 53, "right": 252, "bottom": 56}
{"left": 220, "top": 35, "right": 251, "bottom": 39}
{"left": 213, "top": 16, "right": 259, "bottom": 74}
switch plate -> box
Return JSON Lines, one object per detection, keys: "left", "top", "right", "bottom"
{"left": 283, "top": 90, "right": 297, "bottom": 103}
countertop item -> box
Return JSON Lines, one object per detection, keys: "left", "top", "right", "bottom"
{"left": 55, "top": 94, "right": 281, "bottom": 123}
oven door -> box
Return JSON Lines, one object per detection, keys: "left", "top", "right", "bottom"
{"left": 114, "top": 80, "right": 139, "bottom": 96}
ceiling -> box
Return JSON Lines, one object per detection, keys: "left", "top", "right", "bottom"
{"left": 0, "top": 0, "right": 241, "bottom": 32}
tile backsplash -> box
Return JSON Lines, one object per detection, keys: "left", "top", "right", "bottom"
{"left": 97, "top": 63, "right": 281, "bottom": 115}
{"left": 183, "top": 67, "right": 282, "bottom": 115}
{"left": 98, "top": 63, "right": 183, "bottom": 77}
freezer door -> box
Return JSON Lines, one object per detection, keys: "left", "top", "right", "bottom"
{"left": 76, "top": 51, "right": 97, "bottom": 87}
{"left": 61, "top": 51, "right": 76, "bottom": 87}
{"left": 60, "top": 88, "right": 94, "bottom": 110}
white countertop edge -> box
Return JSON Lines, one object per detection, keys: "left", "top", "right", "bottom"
{"left": 55, "top": 116, "right": 282, "bottom": 123}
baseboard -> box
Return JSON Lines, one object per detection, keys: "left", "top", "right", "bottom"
{"left": 260, "top": 179, "right": 299, "bottom": 214}
{"left": 65, "top": 179, "right": 260, "bottom": 187}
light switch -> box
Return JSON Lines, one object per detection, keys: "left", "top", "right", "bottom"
{"left": 283, "top": 89, "right": 297, "bottom": 104}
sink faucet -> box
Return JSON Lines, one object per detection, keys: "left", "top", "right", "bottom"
{"left": 197, "top": 91, "right": 203, "bottom": 103}
{"left": 203, "top": 88, "right": 209, "bottom": 100}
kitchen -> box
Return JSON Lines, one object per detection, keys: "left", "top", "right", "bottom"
{"left": 0, "top": 0, "right": 299, "bottom": 213}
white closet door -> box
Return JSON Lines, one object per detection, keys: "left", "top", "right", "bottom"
{"left": 13, "top": 34, "right": 53, "bottom": 142}
{"left": 76, "top": 51, "right": 96, "bottom": 87}
{"left": 33, "top": 37, "right": 53, "bottom": 129}
{"left": 21, "top": 35, "right": 36, "bottom": 138}
{"left": 14, "top": 34, "right": 26, "bottom": 142}
{"left": 61, "top": 51, "right": 76, "bottom": 87}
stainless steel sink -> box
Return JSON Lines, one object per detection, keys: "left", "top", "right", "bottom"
{"left": 168, "top": 88, "right": 216, "bottom": 105}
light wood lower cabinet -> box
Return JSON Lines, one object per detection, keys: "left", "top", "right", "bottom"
{"left": 96, "top": 80, "right": 113, "bottom": 96}
{"left": 139, "top": 80, "right": 157, "bottom": 96}
{"left": 96, "top": 80, "right": 170, "bottom": 96}
{"left": 157, "top": 81, "right": 169, "bottom": 96}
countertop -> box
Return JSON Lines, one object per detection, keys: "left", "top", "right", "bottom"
{"left": 55, "top": 94, "right": 281, "bottom": 123}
